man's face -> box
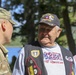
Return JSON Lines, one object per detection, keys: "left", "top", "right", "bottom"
{"left": 38, "top": 23, "right": 61, "bottom": 47}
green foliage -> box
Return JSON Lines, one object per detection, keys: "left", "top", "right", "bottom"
{"left": 5, "top": 36, "right": 23, "bottom": 47}
{"left": 56, "top": 35, "right": 68, "bottom": 47}
{"left": 69, "top": 12, "right": 76, "bottom": 24}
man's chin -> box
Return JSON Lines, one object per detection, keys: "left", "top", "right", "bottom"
{"left": 40, "top": 41, "right": 49, "bottom": 45}
{"left": 41, "top": 39, "right": 50, "bottom": 43}
{"left": 40, "top": 40, "right": 53, "bottom": 46}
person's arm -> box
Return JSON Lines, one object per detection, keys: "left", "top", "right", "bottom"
{"left": 73, "top": 55, "right": 76, "bottom": 75}
{"left": 12, "top": 48, "right": 25, "bottom": 75}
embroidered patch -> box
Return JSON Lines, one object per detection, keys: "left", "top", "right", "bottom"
{"left": 31, "top": 50, "right": 40, "bottom": 58}
{"left": 28, "top": 66, "right": 34, "bottom": 75}
{"left": 34, "top": 68, "right": 37, "bottom": 74}
{"left": 42, "top": 13, "right": 54, "bottom": 22}
{"left": 71, "top": 71, "right": 74, "bottom": 75}
{"left": 65, "top": 56, "right": 73, "bottom": 62}
{"left": 26, "top": 57, "right": 41, "bottom": 75}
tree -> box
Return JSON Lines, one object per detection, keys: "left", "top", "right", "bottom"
{"left": 60, "top": 0, "right": 76, "bottom": 55}
{"left": 19, "top": 0, "right": 43, "bottom": 44}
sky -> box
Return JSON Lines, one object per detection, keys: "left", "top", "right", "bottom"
{"left": 6, "top": 47, "right": 22, "bottom": 63}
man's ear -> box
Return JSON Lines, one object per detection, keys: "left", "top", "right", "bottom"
{"left": 57, "top": 28, "right": 62, "bottom": 38}
{"left": 1, "top": 22, "right": 6, "bottom": 31}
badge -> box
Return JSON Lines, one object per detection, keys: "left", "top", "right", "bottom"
{"left": 71, "top": 71, "right": 74, "bottom": 75}
{"left": 26, "top": 57, "right": 41, "bottom": 75}
{"left": 28, "top": 66, "right": 34, "bottom": 75}
{"left": 42, "top": 13, "right": 54, "bottom": 22}
{"left": 31, "top": 50, "right": 40, "bottom": 58}
{"left": 65, "top": 56, "right": 73, "bottom": 62}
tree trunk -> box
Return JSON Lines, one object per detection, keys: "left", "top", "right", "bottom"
{"left": 24, "top": 0, "right": 35, "bottom": 43}
{"left": 62, "top": 6, "right": 76, "bottom": 55}
{"left": 60, "top": 0, "right": 76, "bottom": 55}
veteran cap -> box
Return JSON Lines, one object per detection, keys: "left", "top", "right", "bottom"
{"left": 39, "top": 13, "right": 60, "bottom": 27}
{"left": 0, "top": 8, "right": 16, "bottom": 25}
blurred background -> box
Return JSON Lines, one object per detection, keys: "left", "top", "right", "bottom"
{"left": 0, "top": 0, "right": 76, "bottom": 72}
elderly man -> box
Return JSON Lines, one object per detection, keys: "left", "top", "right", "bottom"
{"left": 0, "top": 8, "right": 16, "bottom": 75}
{"left": 13, "top": 13, "right": 75, "bottom": 75}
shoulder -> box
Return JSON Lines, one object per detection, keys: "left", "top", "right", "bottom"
{"left": 24, "top": 41, "right": 40, "bottom": 48}
{"left": 60, "top": 46, "right": 73, "bottom": 56}
{"left": 60, "top": 46, "right": 70, "bottom": 51}
{"left": 29, "top": 41, "right": 40, "bottom": 46}
{"left": 19, "top": 47, "right": 24, "bottom": 54}
{"left": 0, "top": 48, "right": 5, "bottom": 58}
{"left": 23, "top": 41, "right": 41, "bottom": 55}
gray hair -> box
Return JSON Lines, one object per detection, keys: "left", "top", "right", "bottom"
{"left": 56, "top": 26, "right": 60, "bottom": 30}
